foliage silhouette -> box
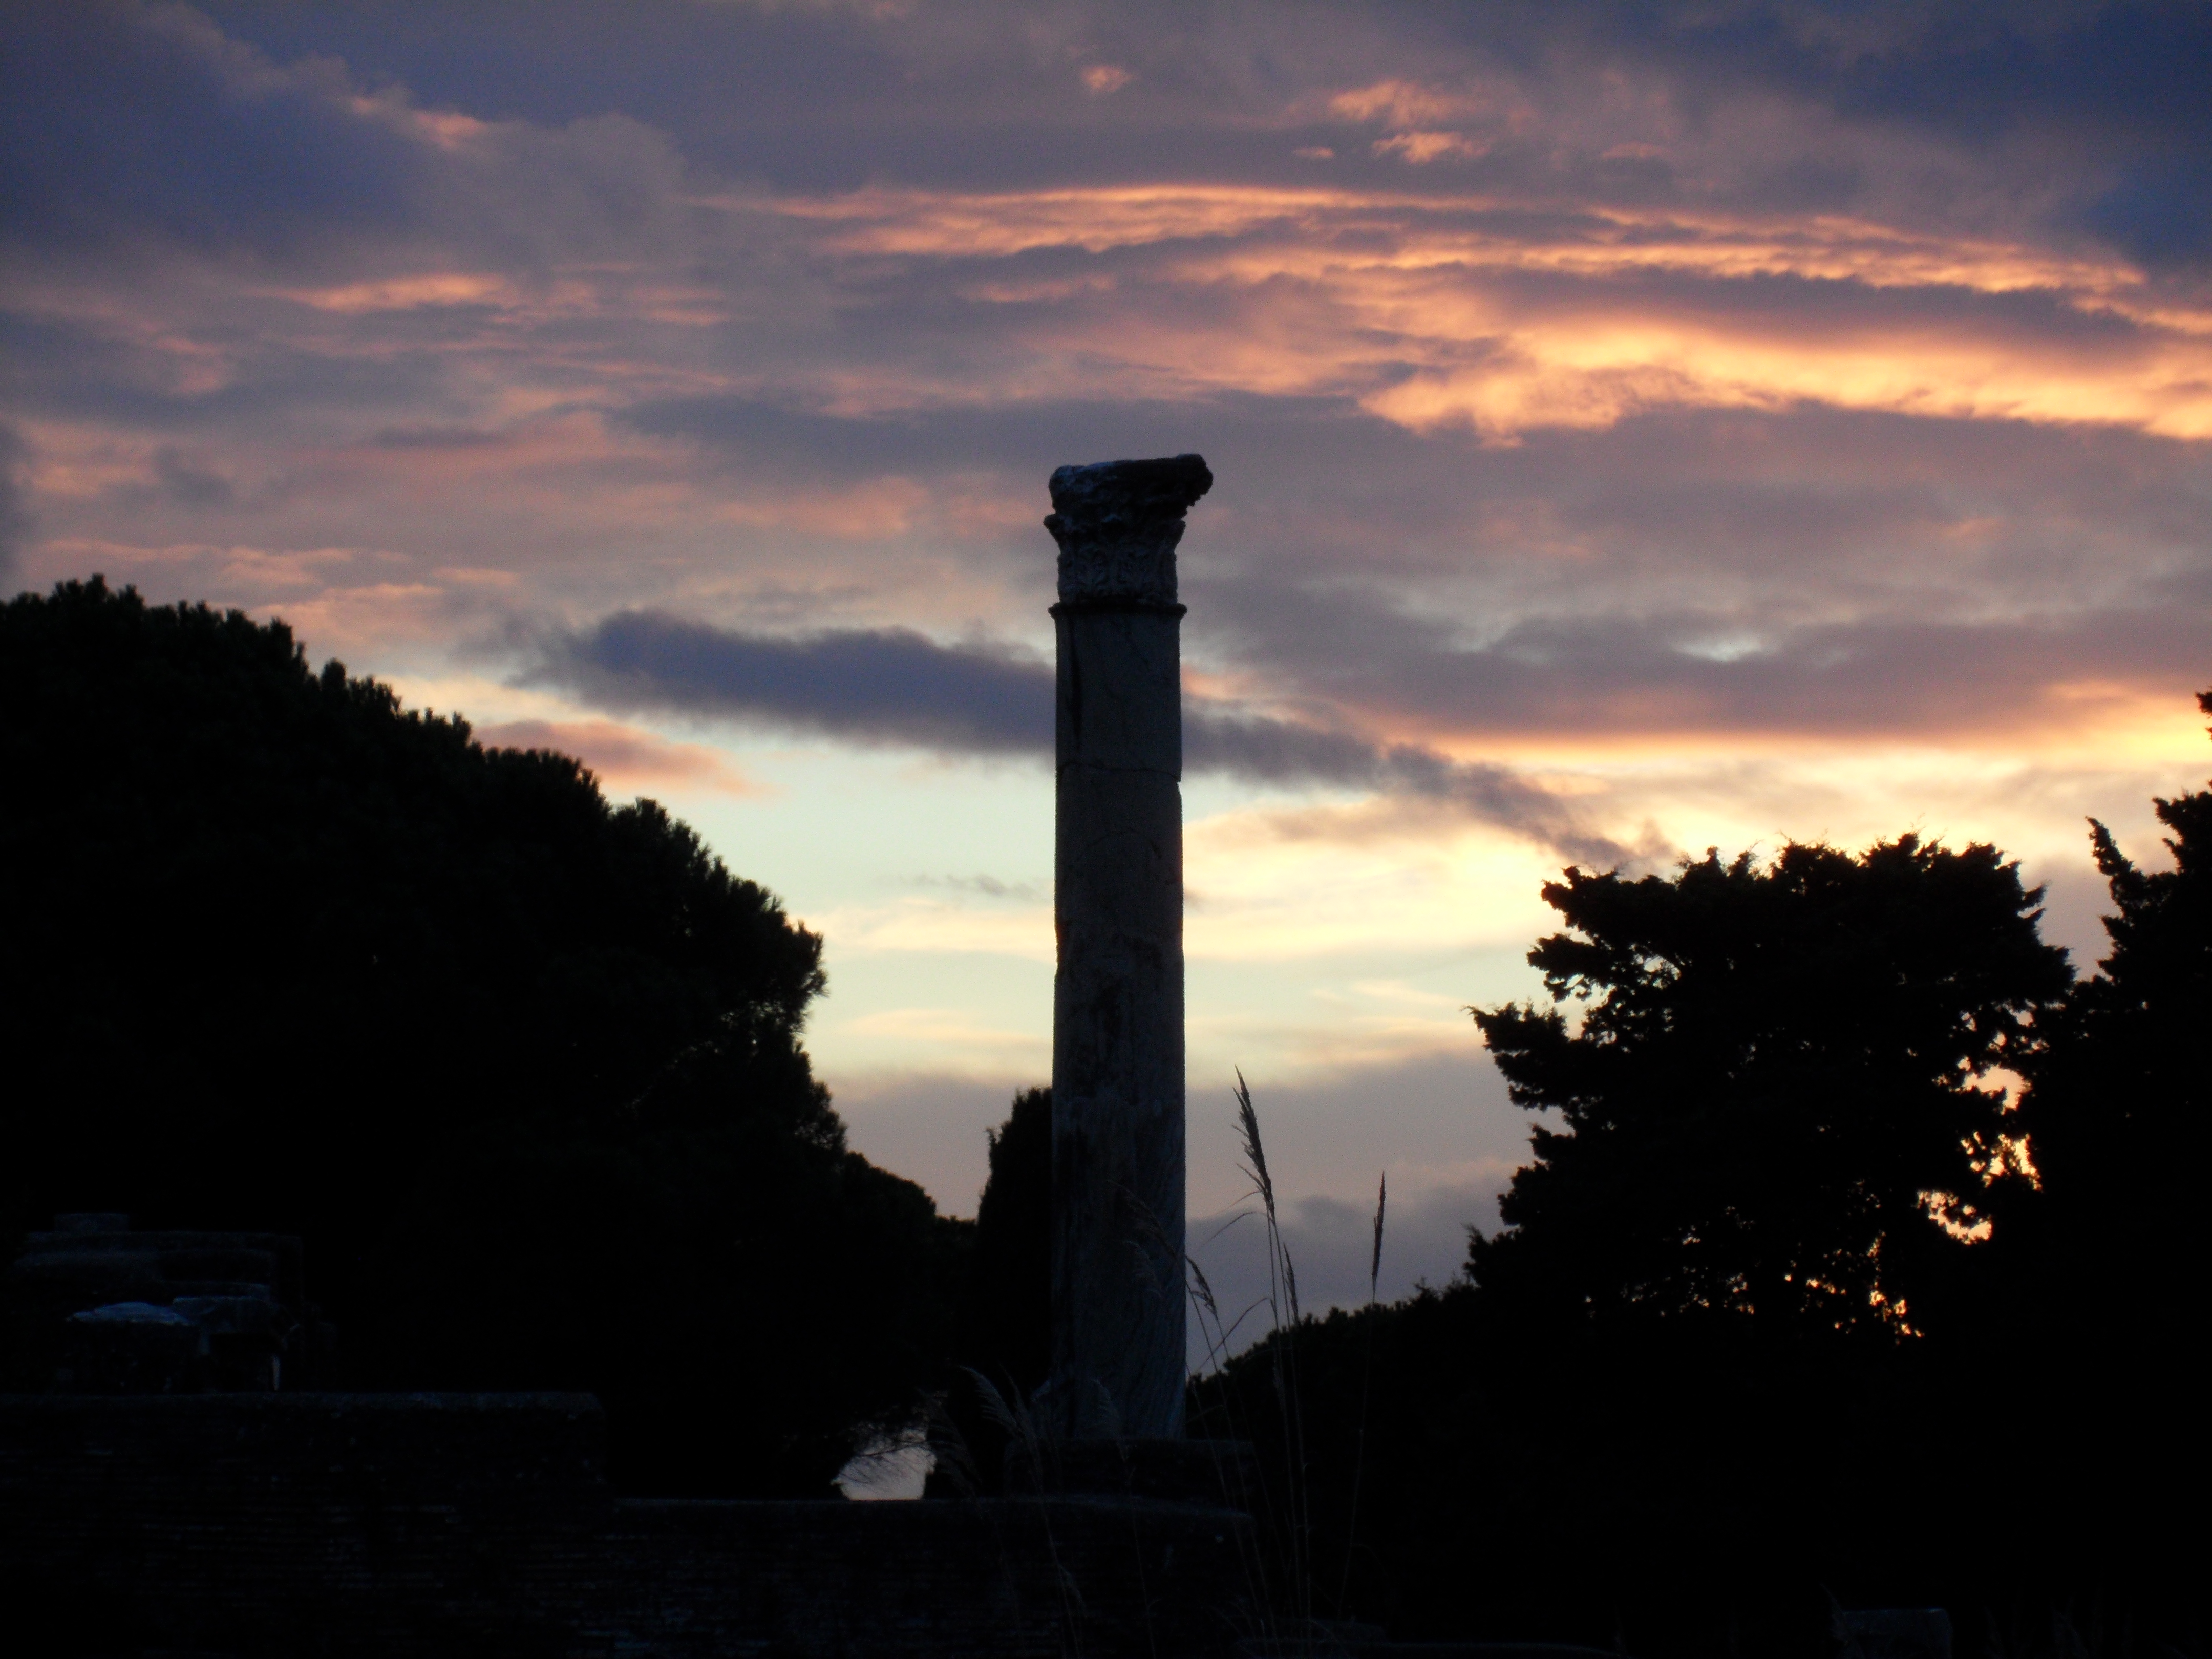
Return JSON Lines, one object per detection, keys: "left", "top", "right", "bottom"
{"left": 1470, "top": 836, "right": 2072, "bottom": 1343}
{"left": 2001, "top": 687, "right": 2212, "bottom": 1594}
{"left": 928, "top": 1086, "right": 1051, "bottom": 1494}
{"left": 0, "top": 577, "right": 960, "bottom": 1493}
{"left": 961, "top": 1085, "right": 1053, "bottom": 1403}
{"left": 1196, "top": 765, "right": 2212, "bottom": 1656}
{"left": 2019, "top": 691, "right": 2212, "bottom": 1317}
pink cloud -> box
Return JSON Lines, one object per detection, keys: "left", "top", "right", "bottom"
{"left": 1371, "top": 132, "right": 1489, "bottom": 165}
{"left": 474, "top": 718, "right": 761, "bottom": 796}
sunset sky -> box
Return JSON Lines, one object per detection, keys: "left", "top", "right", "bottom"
{"left": 6, "top": 0, "right": 2210, "bottom": 1314}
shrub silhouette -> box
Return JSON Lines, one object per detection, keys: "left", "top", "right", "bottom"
{"left": 0, "top": 577, "right": 959, "bottom": 1493}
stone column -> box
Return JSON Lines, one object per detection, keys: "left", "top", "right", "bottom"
{"left": 1043, "top": 454, "right": 1212, "bottom": 1440}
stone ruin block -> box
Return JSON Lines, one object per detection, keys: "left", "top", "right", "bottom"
{"left": 6, "top": 1215, "right": 304, "bottom": 1393}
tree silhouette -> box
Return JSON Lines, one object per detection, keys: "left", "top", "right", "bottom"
{"left": 2020, "top": 690, "right": 2212, "bottom": 1309}
{"left": 1195, "top": 719, "right": 2212, "bottom": 1651}
{"left": 925, "top": 1086, "right": 1050, "bottom": 1494}
{"left": 2006, "top": 687, "right": 2212, "bottom": 1556}
{"left": 1470, "top": 837, "right": 2073, "bottom": 1343}
{"left": 962, "top": 1086, "right": 1052, "bottom": 1403}
{"left": 0, "top": 577, "right": 959, "bottom": 1493}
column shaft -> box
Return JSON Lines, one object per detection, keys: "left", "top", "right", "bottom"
{"left": 1050, "top": 604, "right": 1186, "bottom": 1437}
{"left": 1040, "top": 453, "right": 1210, "bottom": 1440}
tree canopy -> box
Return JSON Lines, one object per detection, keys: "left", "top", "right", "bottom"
{"left": 1195, "top": 744, "right": 2211, "bottom": 1651}
{"left": 0, "top": 577, "right": 960, "bottom": 1493}
{"left": 2003, "top": 691, "right": 2212, "bottom": 1535}
{"left": 2019, "top": 694, "right": 2212, "bottom": 1313}
{"left": 1470, "top": 836, "right": 2073, "bottom": 1342}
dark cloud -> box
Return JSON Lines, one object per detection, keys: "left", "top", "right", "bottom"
{"left": 0, "top": 1, "right": 424, "bottom": 260}
{"left": 186, "top": 3, "right": 2210, "bottom": 183}
{"left": 0, "top": 422, "right": 31, "bottom": 589}
{"left": 1183, "top": 715, "right": 1640, "bottom": 868}
{"left": 630, "top": 377, "right": 2190, "bottom": 542}
{"left": 193, "top": 0, "right": 919, "bottom": 188}
{"left": 1199, "top": 578, "right": 2212, "bottom": 744}
{"left": 6, "top": 0, "right": 2203, "bottom": 307}
{"left": 523, "top": 394, "right": 2212, "bottom": 768}
{"left": 1771, "top": 2, "right": 2212, "bottom": 150}
{"left": 9, "top": 1, "right": 2210, "bottom": 786}
{"left": 0, "top": 305, "right": 469, "bottom": 431}
{"left": 2, "top": 0, "right": 691, "bottom": 281}
{"left": 628, "top": 389, "right": 2212, "bottom": 764}
{"left": 152, "top": 448, "right": 237, "bottom": 508}
{"left": 2080, "top": 158, "right": 2212, "bottom": 271}
{"left": 622, "top": 383, "right": 2212, "bottom": 629}
{"left": 166, "top": 0, "right": 2212, "bottom": 249}
{"left": 535, "top": 610, "right": 1055, "bottom": 753}
{"left": 532, "top": 610, "right": 1643, "bottom": 866}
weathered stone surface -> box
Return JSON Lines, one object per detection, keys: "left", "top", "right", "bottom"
{"left": 1044, "top": 455, "right": 1211, "bottom": 1440}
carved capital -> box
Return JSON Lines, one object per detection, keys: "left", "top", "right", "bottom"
{"left": 1044, "top": 454, "right": 1213, "bottom": 606}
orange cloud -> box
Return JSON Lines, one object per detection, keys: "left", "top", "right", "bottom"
{"left": 1327, "top": 79, "right": 1523, "bottom": 129}
{"left": 764, "top": 183, "right": 2145, "bottom": 298}
{"left": 271, "top": 273, "right": 511, "bottom": 313}
{"left": 1372, "top": 131, "right": 1489, "bottom": 165}
{"left": 474, "top": 718, "right": 760, "bottom": 795}
{"left": 750, "top": 184, "right": 2212, "bottom": 439}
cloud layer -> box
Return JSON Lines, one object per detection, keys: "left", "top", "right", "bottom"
{"left": 9, "top": 2, "right": 2206, "bottom": 767}
{"left": 536, "top": 609, "right": 1644, "bottom": 865}
{"left": 7, "top": 4, "right": 2205, "bottom": 860}
{"left": 6, "top": 0, "right": 2212, "bottom": 1230}
{"left": 0, "top": 423, "right": 31, "bottom": 586}
{"left": 537, "top": 613, "right": 1052, "bottom": 754}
